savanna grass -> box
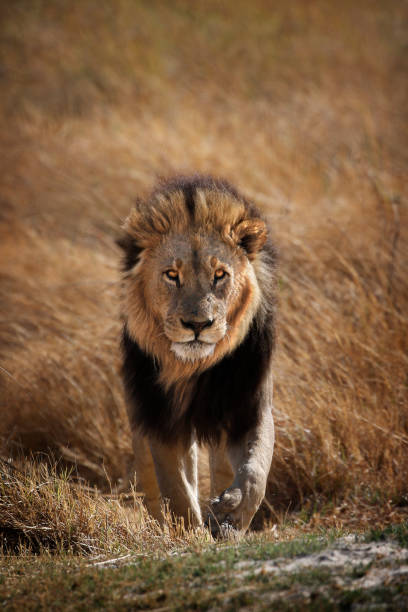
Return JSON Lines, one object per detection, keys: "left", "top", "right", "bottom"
{"left": 0, "top": 0, "right": 407, "bottom": 550}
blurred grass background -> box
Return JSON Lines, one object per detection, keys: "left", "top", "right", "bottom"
{"left": 0, "top": 0, "right": 407, "bottom": 549}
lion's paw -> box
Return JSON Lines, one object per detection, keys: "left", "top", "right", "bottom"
{"left": 205, "top": 487, "right": 244, "bottom": 538}
{"left": 205, "top": 513, "right": 239, "bottom": 539}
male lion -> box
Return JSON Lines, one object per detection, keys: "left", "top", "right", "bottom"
{"left": 118, "top": 175, "right": 276, "bottom": 535}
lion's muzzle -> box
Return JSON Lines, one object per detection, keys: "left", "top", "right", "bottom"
{"left": 180, "top": 318, "right": 214, "bottom": 339}
{"left": 167, "top": 315, "right": 226, "bottom": 362}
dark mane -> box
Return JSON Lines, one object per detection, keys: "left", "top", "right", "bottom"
{"left": 122, "top": 306, "right": 275, "bottom": 445}
{"left": 154, "top": 173, "right": 262, "bottom": 225}
{"left": 154, "top": 174, "right": 242, "bottom": 202}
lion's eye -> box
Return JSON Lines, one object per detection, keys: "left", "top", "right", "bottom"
{"left": 214, "top": 269, "right": 227, "bottom": 282}
{"left": 164, "top": 269, "right": 179, "bottom": 282}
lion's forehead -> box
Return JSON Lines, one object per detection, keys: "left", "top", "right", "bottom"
{"left": 155, "top": 232, "right": 238, "bottom": 270}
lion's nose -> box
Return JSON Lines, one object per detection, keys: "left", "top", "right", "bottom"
{"left": 181, "top": 318, "right": 214, "bottom": 338}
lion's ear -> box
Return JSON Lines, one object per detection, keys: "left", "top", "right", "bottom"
{"left": 116, "top": 231, "right": 140, "bottom": 251}
{"left": 116, "top": 230, "right": 143, "bottom": 271}
{"left": 116, "top": 205, "right": 146, "bottom": 270}
{"left": 234, "top": 218, "right": 267, "bottom": 259}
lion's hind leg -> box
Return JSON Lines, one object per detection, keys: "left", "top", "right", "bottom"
{"left": 131, "top": 429, "right": 163, "bottom": 524}
{"left": 206, "top": 438, "right": 236, "bottom": 537}
{"left": 208, "top": 435, "right": 234, "bottom": 499}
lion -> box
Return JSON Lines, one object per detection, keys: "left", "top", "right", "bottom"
{"left": 118, "top": 175, "right": 277, "bottom": 535}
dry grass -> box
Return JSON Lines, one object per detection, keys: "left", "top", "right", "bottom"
{"left": 0, "top": 0, "right": 407, "bottom": 552}
{"left": 0, "top": 457, "right": 211, "bottom": 556}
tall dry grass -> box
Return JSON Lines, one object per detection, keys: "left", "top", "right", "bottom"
{"left": 1, "top": 0, "right": 407, "bottom": 548}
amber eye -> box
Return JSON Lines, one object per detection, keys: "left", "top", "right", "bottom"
{"left": 164, "top": 269, "right": 179, "bottom": 282}
{"left": 214, "top": 269, "right": 227, "bottom": 282}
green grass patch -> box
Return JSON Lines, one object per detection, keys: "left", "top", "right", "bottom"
{"left": 2, "top": 528, "right": 407, "bottom": 610}
{"left": 0, "top": 535, "right": 329, "bottom": 610}
{"left": 366, "top": 520, "right": 408, "bottom": 548}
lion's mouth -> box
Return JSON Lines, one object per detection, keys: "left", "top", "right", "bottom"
{"left": 170, "top": 340, "right": 216, "bottom": 362}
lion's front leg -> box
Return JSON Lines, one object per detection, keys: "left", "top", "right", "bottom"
{"left": 209, "top": 380, "right": 274, "bottom": 536}
{"left": 149, "top": 437, "right": 202, "bottom": 528}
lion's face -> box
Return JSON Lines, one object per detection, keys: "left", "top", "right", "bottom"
{"left": 144, "top": 231, "right": 249, "bottom": 362}
{"left": 120, "top": 179, "right": 269, "bottom": 381}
